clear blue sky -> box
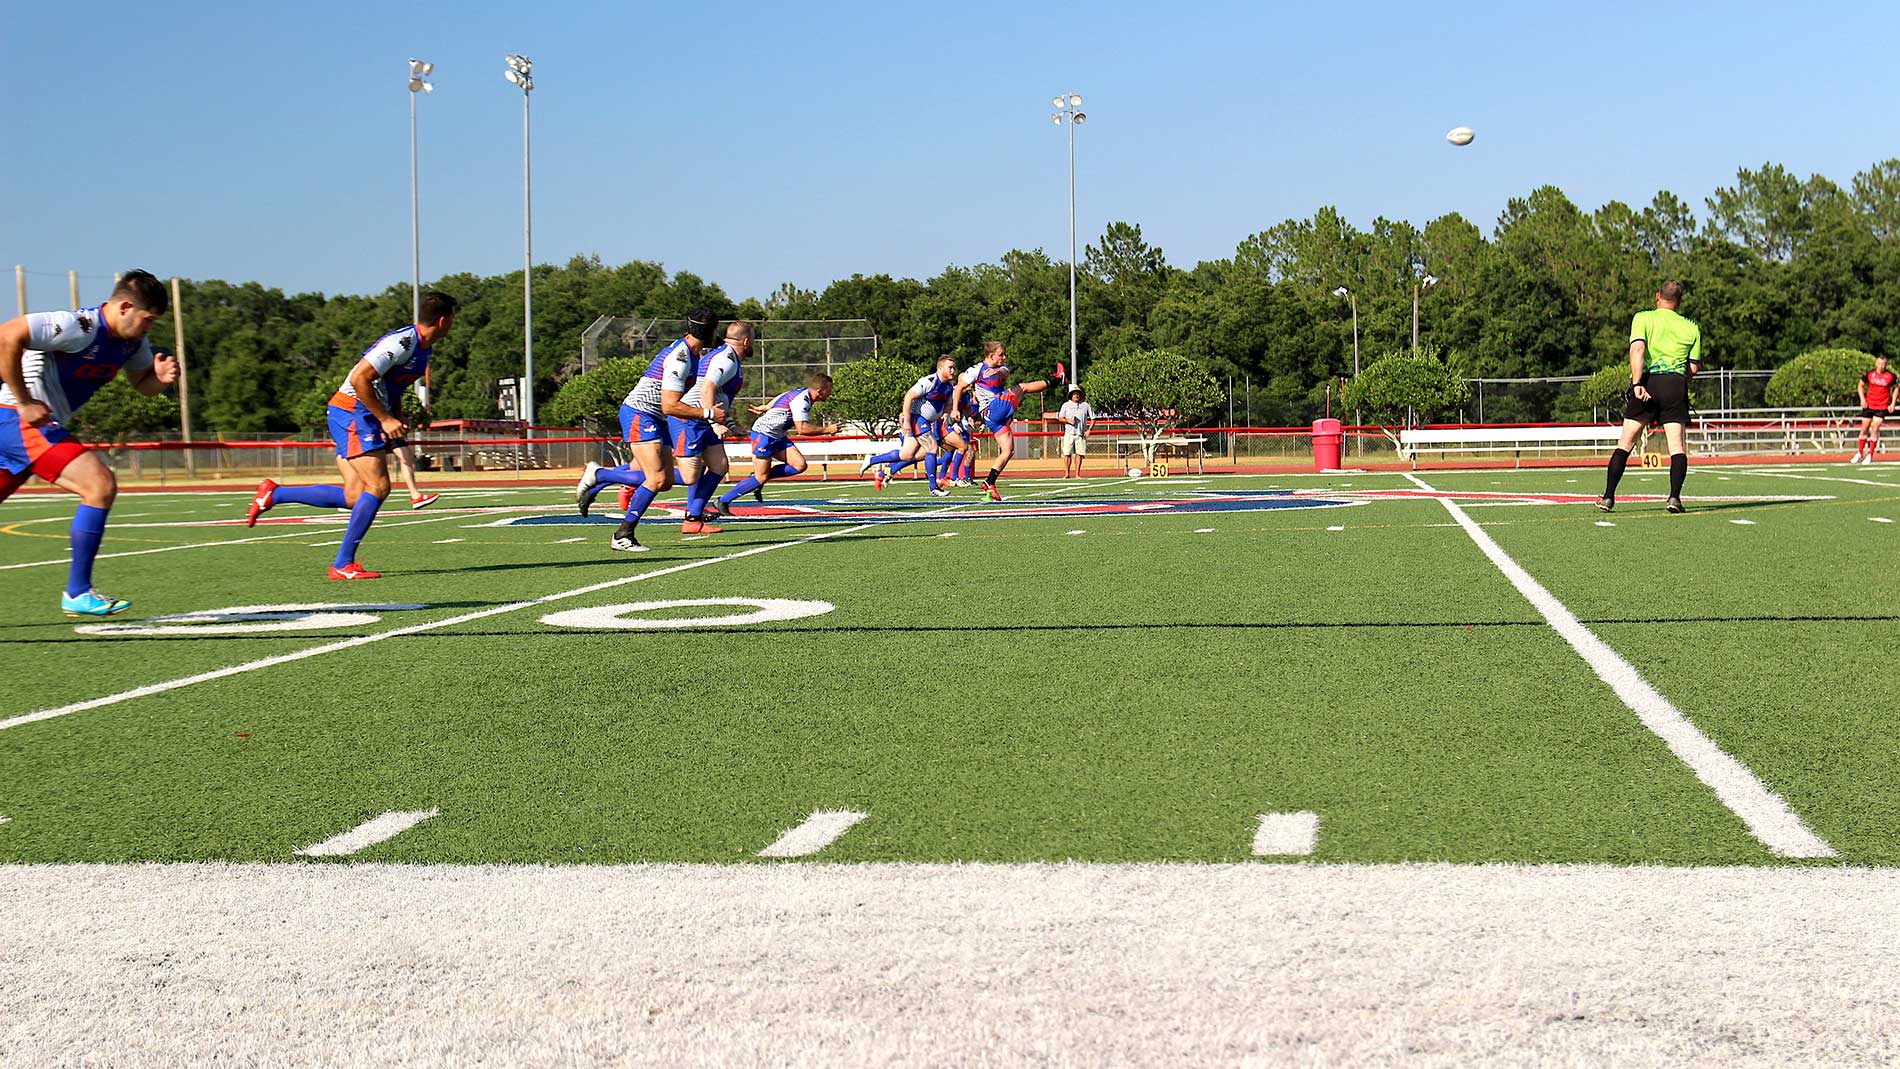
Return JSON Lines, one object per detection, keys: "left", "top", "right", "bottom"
{"left": 9, "top": 0, "right": 1899, "bottom": 306}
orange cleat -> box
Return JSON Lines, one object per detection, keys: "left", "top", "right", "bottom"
{"left": 679, "top": 520, "right": 724, "bottom": 535}
{"left": 409, "top": 492, "right": 440, "bottom": 509}
{"left": 245, "top": 479, "right": 278, "bottom": 527}
{"left": 986, "top": 482, "right": 1003, "bottom": 502}
{"left": 616, "top": 485, "right": 633, "bottom": 513}
{"left": 327, "top": 562, "right": 382, "bottom": 580}
{"left": 872, "top": 470, "right": 887, "bottom": 491}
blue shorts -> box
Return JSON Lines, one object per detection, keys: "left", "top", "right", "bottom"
{"left": 982, "top": 394, "right": 1018, "bottom": 432}
{"left": 620, "top": 403, "right": 667, "bottom": 445}
{"left": 749, "top": 431, "right": 789, "bottom": 459}
{"left": 328, "top": 401, "right": 391, "bottom": 459}
{"left": 0, "top": 406, "right": 78, "bottom": 477}
{"left": 667, "top": 417, "right": 720, "bottom": 458}
{"left": 907, "top": 414, "right": 939, "bottom": 442}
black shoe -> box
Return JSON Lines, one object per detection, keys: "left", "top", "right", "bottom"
{"left": 1665, "top": 497, "right": 1685, "bottom": 514}
{"left": 705, "top": 500, "right": 727, "bottom": 521}
{"left": 752, "top": 486, "right": 764, "bottom": 504}
{"left": 1596, "top": 496, "right": 1614, "bottom": 512}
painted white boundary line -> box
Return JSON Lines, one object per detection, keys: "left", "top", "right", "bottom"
{"left": 0, "top": 521, "right": 885, "bottom": 733}
{"left": 295, "top": 809, "right": 440, "bottom": 857}
{"left": 0, "top": 512, "right": 471, "bottom": 571}
{"left": 0, "top": 815, "right": 10, "bottom": 826}
{"left": 1403, "top": 472, "right": 1835, "bottom": 859}
{"left": 758, "top": 810, "right": 869, "bottom": 857}
{"left": 1252, "top": 812, "right": 1319, "bottom": 856}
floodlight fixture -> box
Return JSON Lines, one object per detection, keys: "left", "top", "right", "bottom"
{"left": 1072, "top": 111, "right": 1086, "bottom": 125}
{"left": 1068, "top": 93, "right": 1082, "bottom": 107}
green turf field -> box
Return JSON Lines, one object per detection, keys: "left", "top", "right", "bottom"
{"left": 2, "top": 463, "right": 1896, "bottom": 865}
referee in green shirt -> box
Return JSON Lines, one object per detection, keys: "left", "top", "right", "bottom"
{"left": 1599, "top": 280, "right": 1703, "bottom": 513}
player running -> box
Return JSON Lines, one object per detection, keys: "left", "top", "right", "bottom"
{"left": 1852, "top": 354, "right": 1896, "bottom": 463}
{"left": 672, "top": 320, "right": 752, "bottom": 529}
{"left": 940, "top": 409, "right": 978, "bottom": 487}
{"left": 0, "top": 271, "right": 179, "bottom": 616}
{"left": 949, "top": 340, "right": 1064, "bottom": 501}
{"left": 571, "top": 309, "right": 722, "bottom": 552}
{"left": 1598, "top": 281, "right": 1701, "bottom": 514}
{"left": 245, "top": 290, "right": 458, "bottom": 578}
{"left": 716, "top": 374, "right": 840, "bottom": 512}
{"left": 861, "top": 355, "right": 957, "bottom": 496}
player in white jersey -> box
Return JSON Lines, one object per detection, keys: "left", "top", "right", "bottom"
{"left": 860, "top": 355, "right": 958, "bottom": 496}
{"left": 716, "top": 373, "right": 841, "bottom": 511}
{"left": 573, "top": 309, "right": 722, "bottom": 552}
{"left": 246, "top": 291, "right": 458, "bottom": 579}
{"left": 671, "top": 321, "right": 753, "bottom": 530}
{"left": 0, "top": 271, "right": 177, "bottom": 616}
{"left": 949, "top": 339, "right": 1064, "bottom": 500}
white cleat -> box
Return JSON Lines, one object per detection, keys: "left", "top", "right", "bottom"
{"left": 577, "top": 461, "right": 603, "bottom": 516}
{"left": 608, "top": 535, "right": 648, "bottom": 553}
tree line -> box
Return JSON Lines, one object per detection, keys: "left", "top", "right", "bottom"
{"left": 85, "top": 156, "right": 1900, "bottom": 440}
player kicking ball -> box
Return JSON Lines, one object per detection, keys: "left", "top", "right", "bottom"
{"left": 246, "top": 291, "right": 458, "bottom": 577}
{"left": 0, "top": 271, "right": 179, "bottom": 616}
{"left": 949, "top": 340, "right": 1064, "bottom": 501}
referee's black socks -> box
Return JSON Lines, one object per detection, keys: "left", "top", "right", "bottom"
{"left": 1604, "top": 448, "right": 1631, "bottom": 498}
{"left": 985, "top": 468, "right": 1000, "bottom": 487}
{"left": 1668, "top": 452, "right": 1687, "bottom": 499}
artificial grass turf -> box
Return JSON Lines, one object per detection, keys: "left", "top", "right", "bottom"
{"left": 0, "top": 469, "right": 1888, "bottom": 863}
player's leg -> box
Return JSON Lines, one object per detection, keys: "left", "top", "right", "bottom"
{"left": 44, "top": 444, "right": 132, "bottom": 615}
{"left": 248, "top": 408, "right": 360, "bottom": 525}
{"left": 775, "top": 443, "right": 809, "bottom": 480}
{"left": 395, "top": 444, "right": 438, "bottom": 508}
{"left": 329, "top": 452, "right": 392, "bottom": 578}
{"left": 677, "top": 424, "right": 727, "bottom": 532}
{"left": 1662, "top": 421, "right": 1689, "bottom": 512}
{"left": 612, "top": 428, "right": 674, "bottom": 552}
{"left": 1599, "top": 417, "right": 1646, "bottom": 511}
{"left": 700, "top": 444, "right": 734, "bottom": 521}
{"left": 861, "top": 424, "right": 912, "bottom": 479}
{"left": 1869, "top": 415, "right": 1886, "bottom": 461}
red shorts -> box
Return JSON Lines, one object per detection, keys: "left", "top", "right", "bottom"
{"left": 0, "top": 406, "right": 89, "bottom": 502}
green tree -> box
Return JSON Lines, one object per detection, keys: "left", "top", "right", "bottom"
{"left": 542, "top": 358, "right": 649, "bottom": 438}
{"left": 1764, "top": 347, "right": 1876, "bottom": 406}
{"left": 1081, "top": 347, "right": 1222, "bottom": 460}
{"left": 826, "top": 354, "right": 924, "bottom": 439}
{"left": 67, "top": 376, "right": 179, "bottom": 444}
{"left": 1340, "top": 346, "right": 1471, "bottom": 426}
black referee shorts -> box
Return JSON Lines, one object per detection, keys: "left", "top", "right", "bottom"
{"left": 1624, "top": 373, "right": 1690, "bottom": 426}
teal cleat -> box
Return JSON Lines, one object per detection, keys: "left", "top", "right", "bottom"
{"left": 61, "top": 590, "right": 132, "bottom": 618}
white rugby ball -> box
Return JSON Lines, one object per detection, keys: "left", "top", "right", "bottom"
{"left": 1446, "top": 126, "right": 1475, "bottom": 146}
{"left": 1127, "top": 466, "right": 1144, "bottom": 478}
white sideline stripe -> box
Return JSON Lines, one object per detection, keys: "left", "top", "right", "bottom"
{"left": 1402, "top": 472, "right": 1835, "bottom": 859}
{"left": 295, "top": 809, "right": 439, "bottom": 857}
{"left": 0, "top": 521, "right": 885, "bottom": 733}
{"left": 1874, "top": 517, "right": 1894, "bottom": 524}
{"left": 1252, "top": 812, "right": 1319, "bottom": 856}
{"left": 1194, "top": 528, "right": 1215, "bottom": 533}
{"left": 557, "top": 536, "right": 588, "bottom": 542}
{"left": 757, "top": 810, "right": 868, "bottom": 858}
{"left": 1065, "top": 529, "right": 1086, "bottom": 535}
{"left": 1737, "top": 470, "right": 1898, "bottom": 489}
{"left": 1730, "top": 519, "right": 1756, "bottom": 526}
{"left": 0, "top": 513, "right": 470, "bottom": 571}
{"left": 0, "top": 815, "right": 10, "bottom": 826}
{"left": 432, "top": 538, "right": 466, "bottom": 543}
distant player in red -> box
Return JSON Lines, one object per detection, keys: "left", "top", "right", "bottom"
{"left": 1852, "top": 355, "right": 1896, "bottom": 464}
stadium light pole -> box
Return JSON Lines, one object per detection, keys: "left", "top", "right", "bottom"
{"left": 1411, "top": 273, "right": 1438, "bottom": 355}
{"left": 407, "top": 59, "right": 434, "bottom": 326}
{"left": 504, "top": 55, "right": 535, "bottom": 427}
{"left": 1334, "top": 286, "right": 1361, "bottom": 444}
{"left": 1051, "top": 93, "right": 1085, "bottom": 384}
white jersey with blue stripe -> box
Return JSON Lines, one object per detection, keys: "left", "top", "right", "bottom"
{"left": 960, "top": 361, "right": 1010, "bottom": 407}
{"left": 624, "top": 338, "right": 696, "bottom": 414}
{"left": 693, "top": 344, "right": 744, "bottom": 413}
{"left": 908, "top": 372, "right": 955, "bottom": 422}
{"left": 338, "top": 325, "right": 431, "bottom": 409}
{"left": 751, "top": 387, "right": 812, "bottom": 439}
{"left": 0, "top": 307, "right": 154, "bottom": 423}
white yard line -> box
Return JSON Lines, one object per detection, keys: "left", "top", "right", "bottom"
{"left": 1, "top": 521, "right": 886, "bottom": 733}
{"left": 1251, "top": 812, "right": 1320, "bottom": 856}
{"left": 1733, "top": 470, "right": 1900, "bottom": 490}
{"left": 0, "top": 512, "right": 471, "bottom": 571}
{"left": 1021, "top": 474, "right": 1145, "bottom": 498}
{"left": 1402, "top": 472, "right": 1836, "bottom": 859}
{"left": 294, "top": 809, "right": 440, "bottom": 858}
{"left": 757, "top": 811, "right": 869, "bottom": 858}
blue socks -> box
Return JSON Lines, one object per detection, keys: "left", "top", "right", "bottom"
{"left": 771, "top": 463, "right": 802, "bottom": 479}
{"left": 67, "top": 504, "right": 109, "bottom": 596}
{"left": 591, "top": 465, "right": 647, "bottom": 488}
{"left": 335, "top": 493, "right": 384, "bottom": 568}
{"left": 867, "top": 449, "right": 903, "bottom": 467}
{"left": 625, "top": 485, "right": 658, "bottom": 523}
{"left": 276, "top": 484, "right": 348, "bottom": 509}
{"left": 720, "top": 477, "right": 760, "bottom": 507}
{"left": 687, "top": 470, "right": 724, "bottom": 518}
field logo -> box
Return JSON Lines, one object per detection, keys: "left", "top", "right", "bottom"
{"left": 74, "top": 603, "right": 429, "bottom": 637}
{"left": 541, "top": 598, "right": 834, "bottom": 630}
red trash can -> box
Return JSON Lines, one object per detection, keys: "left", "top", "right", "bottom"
{"left": 1312, "top": 418, "right": 1343, "bottom": 471}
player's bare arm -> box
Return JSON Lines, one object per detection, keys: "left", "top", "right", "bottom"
{"left": 0, "top": 317, "right": 51, "bottom": 426}
{"left": 348, "top": 360, "right": 405, "bottom": 438}
{"left": 662, "top": 388, "right": 722, "bottom": 423}
{"left": 129, "top": 351, "right": 180, "bottom": 396}
{"left": 1629, "top": 340, "right": 1649, "bottom": 401}
{"left": 794, "top": 418, "right": 840, "bottom": 436}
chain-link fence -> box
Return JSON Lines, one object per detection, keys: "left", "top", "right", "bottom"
{"left": 579, "top": 317, "right": 878, "bottom": 406}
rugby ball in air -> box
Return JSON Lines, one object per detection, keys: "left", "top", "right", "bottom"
{"left": 1127, "top": 466, "right": 1144, "bottom": 478}
{"left": 1446, "top": 126, "right": 1475, "bottom": 146}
